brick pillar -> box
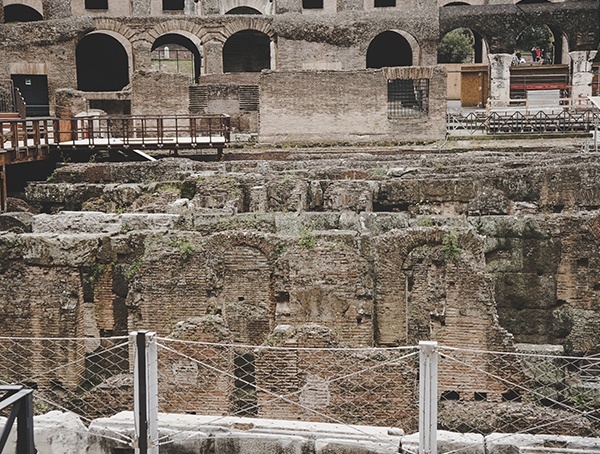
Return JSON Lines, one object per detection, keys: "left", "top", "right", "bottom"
{"left": 204, "top": 40, "right": 224, "bottom": 75}
{"left": 569, "top": 50, "right": 598, "bottom": 100}
{"left": 488, "top": 53, "right": 512, "bottom": 107}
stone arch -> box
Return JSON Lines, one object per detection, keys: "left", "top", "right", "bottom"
{"left": 76, "top": 31, "right": 132, "bottom": 91}
{"left": 91, "top": 18, "right": 138, "bottom": 43}
{"left": 438, "top": 27, "right": 489, "bottom": 64}
{"left": 205, "top": 232, "right": 280, "bottom": 344}
{"left": 515, "top": 23, "right": 568, "bottom": 64}
{"left": 366, "top": 29, "right": 420, "bottom": 68}
{"left": 223, "top": 28, "right": 272, "bottom": 72}
{"left": 373, "top": 228, "right": 485, "bottom": 346}
{"left": 3, "top": 0, "right": 43, "bottom": 22}
{"left": 145, "top": 19, "right": 204, "bottom": 44}
{"left": 222, "top": 18, "right": 275, "bottom": 40}
{"left": 151, "top": 30, "right": 203, "bottom": 82}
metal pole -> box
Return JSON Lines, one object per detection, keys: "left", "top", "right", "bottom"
{"left": 147, "top": 332, "right": 159, "bottom": 454}
{"left": 0, "top": 164, "right": 6, "bottom": 212}
{"left": 419, "top": 341, "right": 438, "bottom": 454}
{"left": 135, "top": 331, "right": 148, "bottom": 454}
{"left": 133, "top": 331, "right": 159, "bottom": 454}
{"left": 16, "top": 390, "right": 35, "bottom": 454}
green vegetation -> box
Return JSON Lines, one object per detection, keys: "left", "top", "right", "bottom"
{"left": 90, "top": 264, "right": 107, "bottom": 283}
{"left": 125, "top": 259, "right": 143, "bottom": 280}
{"left": 417, "top": 216, "right": 434, "bottom": 227}
{"left": 273, "top": 242, "right": 288, "bottom": 258}
{"left": 442, "top": 232, "right": 461, "bottom": 261}
{"left": 174, "top": 238, "right": 195, "bottom": 261}
{"left": 516, "top": 25, "right": 553, "bottom": 55}
{"left": 437, "top": 28, "right": 474, "bottom": 63}
{"left": 298, "top": 225, "right": 317, "bottom": 249}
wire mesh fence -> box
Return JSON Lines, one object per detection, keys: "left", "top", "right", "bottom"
{"left": 154, "top": 338, "right": 419, "bottom": 448}
{"left": 0, "top": 336, "right": 134, "bottom": 447}
{"left": 2, "top": 335, "right": 600, "bottom": 453}
{"left": 437, "top": 346, "right": 600, "bottom": 439}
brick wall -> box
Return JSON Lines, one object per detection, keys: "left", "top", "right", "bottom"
{"left": 258, "top": 68, "right": 446, "bottom": 144}
{"left": 131, "top": 70, "right": 190, "bottom": 116}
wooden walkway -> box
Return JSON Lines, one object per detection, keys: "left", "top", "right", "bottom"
{"left": 0, "top": 114, "right": 230, "bottom": 211}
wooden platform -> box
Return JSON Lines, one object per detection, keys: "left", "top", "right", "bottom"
{"left": 0, "top": 114, "right": 231, "bottom": 211}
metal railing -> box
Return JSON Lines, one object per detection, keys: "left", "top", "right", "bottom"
{"left": 447, "top": 99, "right": 600, "bottom": 135}
{"left": 0, "top": 386, "right": 35, "bottom": 454}
{"left": 54, "top": 115, "right": 230, "bottom": 150}
{"left": 0, "top": 114, "right": 231, "bottom": 154}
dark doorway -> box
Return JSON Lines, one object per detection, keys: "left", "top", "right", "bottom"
{"left": 76, "top": 34, "right": 129, "bottom": 92}
{"left": 223, "top": 30, "right": 271, "bottom": 73}
{"left": 367, "top": 31, "right": 413, "bottom": 69}
{"left": 11, "top": 75, "right": 49, "bottom": 117}
{"left": 4, "top": 4, "right": 43, "bottom": 22}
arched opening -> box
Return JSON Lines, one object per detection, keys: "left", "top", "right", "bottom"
{"left": 438, "top": 28, "right": 475, "bottom": 64}
{"left": 152, "top": 33, "right": 202, "bottom": 83}
{"left": 516, "top": 24, "right": 564, "bottom": 64}
{"left": 225, "top": 6, "right": 262, "bottom": 14}
{"left": 515, "top": 0, "right": 549, "bottom": 4}
{"left": 442, "top": 1, "right": 470, "bottom": 5}
{"left": 76, "top": 33, "right": 129, "bottom": 91}
{"left": 4, "top": 4, "right": 43, "bottom": 22}
{"left": 438, "top": 28, "right": 486, "bottom": 64}
{"left": 366, "top": 31, "right": 412, "bottom": 69}
{"left": 223, "top": 30, "right": 271, "bottom": 73}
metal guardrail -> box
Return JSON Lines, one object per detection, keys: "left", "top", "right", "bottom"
{"left": 0, "top": 114, "right": 230, "bottom": 156}
{"left": 56, "top": 115, "right": 230, "bottom": 150}
{"left": 448, "top": 110, "right": 600, "bottom": 135}
{"left": 0, "top": 386, "right": 35, "bottom": 454}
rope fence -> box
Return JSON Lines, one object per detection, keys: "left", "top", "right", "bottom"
{"left": 1, "top": 334, "right": 600, "bottom": 453}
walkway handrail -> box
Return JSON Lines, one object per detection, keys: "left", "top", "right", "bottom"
{"left": 54, "top": 114, "right": 230, "bottom": 149}
{"left": 0, "top": 114, "right": 231, "bottom": 154}
{"left": 0, "top": 386, "right": 35, "bottom": 454}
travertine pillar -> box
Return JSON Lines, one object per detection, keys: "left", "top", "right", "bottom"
{"left": 133, "top": 41, "right": 153, "bottom": 72}
{"left": 131, "top": 0, "right": 152, "bottom": 16}
{"left": 487, "top": 53, "right": 513, "bottom": 107}
{"left": 569, "top": 50, "right": 598, "bottom": 100}
{"left": 203, "top": 41, "right": 224, "bottom": 75}
{"left": 42, "top": 0, "right": 71, "bottom": 19}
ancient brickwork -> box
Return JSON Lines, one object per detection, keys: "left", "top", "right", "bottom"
{"left": 131, "top": 70, "right": 190, "bottom": 116}
{"left": 259, "top": 68, "right": 447, "bottom": 143}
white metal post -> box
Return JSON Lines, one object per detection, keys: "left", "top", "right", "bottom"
{"left": 147, "top": 331, "right": 159, "bottom": 454}
{"left": 132, "top": 331, "right": 159, "bottom": 454}
{"left": 419, "top": 341, "right": 438, "bottom": 454}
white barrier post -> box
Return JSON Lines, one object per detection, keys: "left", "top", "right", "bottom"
{"left": 132, "top": 331, "right": 159, "bottom": 454}
{"left": 419, "top": 341, "right": 438, "bottom": 454}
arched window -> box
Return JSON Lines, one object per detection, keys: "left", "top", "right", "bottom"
{"left": 225, "top": 6, "right": 262, "bottom": 14}
{"left": 76, "top": 33, "right": 130, "bottom": 91}
{"left": 367, "top": 31, "right": 412, "bottom": 68}
{"left": 437, "top": 28, "right": 487, "bottom": 64}
{"left": 223, "top": 30, "right": 270, "bottom": 73}
{"left": 152, "top": 33, "right": 202, "bottom": 83}
{"left": 4, "top": 4, "right": 43, "bottom": 22}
